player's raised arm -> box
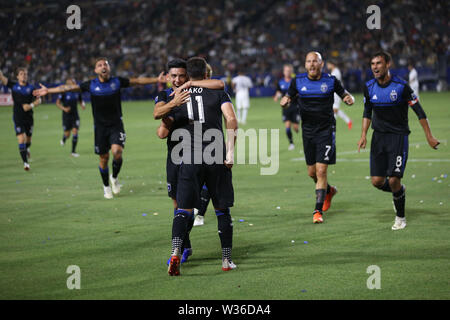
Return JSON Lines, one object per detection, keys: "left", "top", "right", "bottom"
{"left": 172, "top": 79, "right": 225, "bottom": 93}
{"left": 33, "top": 82, "right": 81, "bottom": 97}
{"left": 129, "top": 72, "right": 167, "bottom": 86}
{"left": 221, "top": 101, "right": 238, "bottom": 168}
{"left": 0, "top": 70, "right": 8, "bottom": 86}
{"left": 154, "top": 90, "right": 190, "bottom": 120}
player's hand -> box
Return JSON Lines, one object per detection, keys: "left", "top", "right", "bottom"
{"left": 64, "top": 107, "right": 71, "bottom": 113}
{"left": 343, "top": 94, "right": 354, "bottom": 105}
{"left": 158, "top": 71, "right": 167, "bottom": 83}
{"left": 427, "top": 136, "right": 440, "bottom": 150}
{"left": 33, "top": 83, "right": 48, "bottom": 97}
{"left": 171, "top": 81, "right": 192, "bottom": 95}
{"left": 33, "top": 97, "right": 42, "bottom": 106}
{"left": 172, "top": 90, "right": 190, "bottom": 107}
{"left": 280, "top": 96, "right": 291, "bottom": 108}
{"left": 357, "top": 136, "right": 367, "bottom": 152}
{"left": 224, "top": 159, "right": 233, "bottom": 169}
{"left": 81, "top": 101, "right": 86, "bottom": 110}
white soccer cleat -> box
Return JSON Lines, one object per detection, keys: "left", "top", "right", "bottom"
{"left": 110, "top": 175, "right": 121, "bottom": 195}
{"left": 222, "top": 258, "right": 237, "bottom": 271}
{"left": 60, "top": 139, "right": 65, "bottom": 146}
{"left": 391, "top": 216, "right": 407, "bottom": 230}
{"left": 288, "top": 143, "right": 295, "bottom": 151}
{"left": 193, "top": 214, "right": 204, "bottom": 227}
{"left": 71, "top": 153, "right": 80, "bottom": 158}
{"left": 103, "top": 186, "right": 113, "bottom": 199}
{"left": 23, "top": 162, "right": 30, "bottom": 171}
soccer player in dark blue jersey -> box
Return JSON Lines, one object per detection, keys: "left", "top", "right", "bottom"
{"left": 56, "top": 78, "right": 85, "bottom": 157}
{"left": 155, "top": 59, "right": 225, "bottom": 269}
{"left": 0, "top": 68, "right": 42, "bottom": 171}
{"left": 274, "top": 64, "right": 300, "bottom": 150}
{"left": 357, "top": 51, "right": 439, "bottom": 230}
{"left": 281, "top": 52, "right": 354, "bottom": 224}
{"left": 34, "top": 57, "right": 166, "bottom": 199}
{"left": 164, "top": 57, "right": 237, "bottom": 276}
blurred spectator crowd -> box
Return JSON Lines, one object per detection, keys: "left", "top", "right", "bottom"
{"left": 1, "top": 0, "right": 448, "bottom": 93}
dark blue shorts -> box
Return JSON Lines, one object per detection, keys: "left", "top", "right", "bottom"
{"left": 370, "top": 131, "right": 409, "bottom": 178}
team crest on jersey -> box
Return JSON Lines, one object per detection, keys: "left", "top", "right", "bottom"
{"left": 320, "top": 83, "right": 328, "bottom": 93}
{"left": 110, "top": 83, "right": 116, "bottom": 90}
{"left": 390, "top": 90, "right": 397, "bottom": 101}
{"left": 26, "top": 88, "right": 31, "bottom": 93}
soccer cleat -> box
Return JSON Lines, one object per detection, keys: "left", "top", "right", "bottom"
{"left": 347, "top": 120, "right": 353, "bottom": 130}
{"left": 313, "top": 210, "right": 323, "bottom": 224}
{"left": 194, "top": 215, "right": 204, "bottom": 227}
{"left": 60, "top": 139, "right": 65, "bottom": 146}
{"left": 103, "top": 186, "right": 113, "bottom": 199}
{"left": 168, "top": 254, "right": 181, "bottom": 276}
{"left": 71, "top": 153, "right": 80, "bottom": 158}
{"left": 391, "top": 216, "right": 407, "bottom": 230}
{"left": 23, "top": 162, "right": 30, "bottom": 171}
{"left": 166, "top": 248, "right": 193, "bottom": 265}
{"left": 110, "top": 175, "right": 121, "bottom": 195}
{"left": 288, "top": 143, "right": 295, "bottom": 151}
{"left": 322, "top": 186, "right": 337, "bottom": 212}
{"left": 222, "top": 258, "right": 237, "bottom": 271}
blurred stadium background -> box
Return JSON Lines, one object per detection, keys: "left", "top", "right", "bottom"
{"left": 0, "top": 0, "right": 448, "bottom": 102}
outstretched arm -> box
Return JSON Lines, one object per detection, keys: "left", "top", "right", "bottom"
{"left": 33, "top": 83, "right": 81, "bottom": 97}
{"left": 129, "top": 72, "right": 166, "bottom": 86}
{"left": 173, "top": 79, "right": 225, "bottom": 92}
{"left": 0, "top": 70, "right": 8, "bottom": 86}
{"left": 418, "top": 118, "right": 439, "bottom": 149}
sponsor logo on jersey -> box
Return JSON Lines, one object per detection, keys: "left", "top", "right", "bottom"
{"left": 372, "top": 94, "right": 377, "bottom": 100}
{"left": 95, "top": 86, "right": 101, "bottom": 91}
{"left": 301, "top": 86, "right": 307, "bottom": 91}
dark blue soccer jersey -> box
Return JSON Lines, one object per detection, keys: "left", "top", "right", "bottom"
{"left": 79, "top": 76, "right": 130, "bottom": 126}
{"left": 277, "top": 78, "right": 292, "bottom": 95}
{"left": 57, "top": 91, "right": 80, "bottom": 116}
{"left": 287, "top": 72, "right": 345, "bottom": 135}
{"left": 7, "top": 80, "right": 35, "bottom": 121}
{"left": 363, "top": 75, "right": 419, "bottom": 135}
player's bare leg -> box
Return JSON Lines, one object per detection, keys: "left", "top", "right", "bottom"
{"left": 308, "top": 163, "right": 335, "bottom": 222}
{"left": 110, "top": 144, "right": 123, "bottom": 194}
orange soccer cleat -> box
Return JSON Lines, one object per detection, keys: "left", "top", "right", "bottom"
{"left": 313, "top": 210, "right": 323, "bottom": 224}
{"left": 322, "top": 186, "right": 337, "bottom": 212}
{"left": 168, "top": 254, "right": 181, "bottom": 276}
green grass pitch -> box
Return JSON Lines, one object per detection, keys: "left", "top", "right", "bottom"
{"left": 0, "top": 92, "right": 449, "bottom": 299}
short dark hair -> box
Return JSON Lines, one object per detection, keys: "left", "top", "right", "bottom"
{"left": 94, "top": 57, "right": 108, "bottom": 67}
{"left": 371, "top": 51, "right": 391, "bottom": 64}
{"left": 167, "top": 58, "right": 187, "bottom": 71}
{"left": 186, "top": 57, "right": 207, "bottom": 80}
{"left": 16, "top": 66, "right": 27, "bottom": 76}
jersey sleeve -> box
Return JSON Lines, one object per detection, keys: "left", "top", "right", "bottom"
{"left": 363, "top": 85, "right": 373, "bottom": 119}
{"left": 286, "top": 78, "right": 298, "bottom": 98}
{"left": 276, "top": 81, "right": 282, "bottom": 92}
{"left": 155, "top": 90, "right": 168, "bottom": 104}
{"left": 220, "top": 91, "right": 232, "bottom": 105}
{"left": 333, "top": 77, "right": 346, "bottom": 98}
{"left": 79, "top": 80, "right": 91, "bottom": 93}
{"left": 403, "top": 84, "right": 426, "bottom": 119}
{"left": 118, "top": 77, "right": 130, "bottom": 88}
{"left": 57, "top": 94, "right": 62, "bottom": 100}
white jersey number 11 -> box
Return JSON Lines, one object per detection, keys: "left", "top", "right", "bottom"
{"left": 187, "top": 95, "right": 205, "bottom": 123}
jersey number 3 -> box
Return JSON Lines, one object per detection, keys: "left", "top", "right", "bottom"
{"left": 187, "top": 96, "right": 205, "bottom": 123}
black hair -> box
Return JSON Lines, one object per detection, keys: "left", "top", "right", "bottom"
{"left": 167, "top": 58, "right": 187, "bottom": 71}
{"left": 371, "top": 51, "right": 392, "bottom": 64}
{"left": 186, "top": 57, "right": 207, "bottom": 79}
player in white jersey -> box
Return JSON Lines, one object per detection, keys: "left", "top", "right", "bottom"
{"left": 326, "top": 61, "right": 352, "bottom": 130}
{"left": 232, "top": 71, "right": 253, "bottom": 124}
{"left": 408, "top": 61, "right": 419, "bottom": 100}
